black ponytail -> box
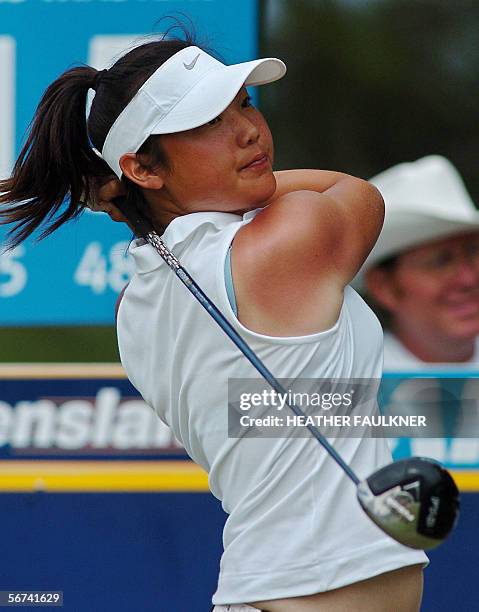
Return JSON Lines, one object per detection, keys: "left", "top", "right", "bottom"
{"left": 0, "top": 66, "right": 112, "bottom": 248}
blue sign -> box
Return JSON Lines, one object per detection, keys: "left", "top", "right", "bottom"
{"left": 1, "top": 367, "right": 479, "bottom": 472}
{"left": 0, "top": 0, "right": 259, "bottom": 324}
{"left": 0, "top": 365, "right": 185, "bottom": 459}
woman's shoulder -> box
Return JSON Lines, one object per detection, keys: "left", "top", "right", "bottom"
{"left": 229, "top": 193, "right": 343, "bottom": 336}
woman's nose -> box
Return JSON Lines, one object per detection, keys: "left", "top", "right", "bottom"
{"left": 234, "top": 114, "right": 260, "bottom": 147}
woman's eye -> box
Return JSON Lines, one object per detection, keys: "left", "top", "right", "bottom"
{"left": 242, "top": 95, "right": 253, "bottom": 108}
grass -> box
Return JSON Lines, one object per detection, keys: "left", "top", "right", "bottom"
{"left": 0, "top": 326, "right": 119, "bottom": 362}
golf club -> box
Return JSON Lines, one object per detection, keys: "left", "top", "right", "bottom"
{"left": 113, "top": 196, "right": 460, "bottom": 550}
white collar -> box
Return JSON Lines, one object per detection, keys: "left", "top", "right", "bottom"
{"left": 128, "top": 209, "right": 259, "bottom": 274}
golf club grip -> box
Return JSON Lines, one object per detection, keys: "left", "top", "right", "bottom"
{"left": 112, "top": 195, "right": 360, "bottom": 485}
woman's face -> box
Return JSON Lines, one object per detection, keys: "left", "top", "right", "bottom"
{"left": 150, "top": 87, "right": 276, "bottom": 219}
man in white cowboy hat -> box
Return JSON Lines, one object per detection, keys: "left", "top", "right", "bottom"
{"left": 356, "top": 155, "right": 479, "bottom": 368}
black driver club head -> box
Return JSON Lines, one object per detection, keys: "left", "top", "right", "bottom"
{"left": 357, "top": 457, "right": 460, "bottom": 550}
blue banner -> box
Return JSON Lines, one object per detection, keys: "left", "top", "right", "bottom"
{"left": 1, "top": 366, "right": 479, "bottom": 475}
{"left": 0, "top": 364, "right": 186, "bottom": 460}
{"left": 0, "top": 0, "right": 258, "bottom": 324}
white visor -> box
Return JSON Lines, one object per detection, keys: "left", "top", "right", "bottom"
{"left": 101, "top": 46, "right": 286, "bottom": 177}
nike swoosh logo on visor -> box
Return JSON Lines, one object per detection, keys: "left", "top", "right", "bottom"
{"left": 183, "top": 53, "right": 200, "bottom": 70}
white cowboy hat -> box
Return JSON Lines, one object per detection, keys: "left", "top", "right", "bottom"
{"left": 353, "top": 155, "right": 479, "bottom": 288}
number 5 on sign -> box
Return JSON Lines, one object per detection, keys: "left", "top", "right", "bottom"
{"left": 0, "top": 246, "right": 27, "bottom": 298}
{"left": 74, "top": 241, "right": 134, "bottom": 294}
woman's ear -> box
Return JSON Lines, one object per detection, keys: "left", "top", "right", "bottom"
{"left": 119, "top": 153, "right": 165, "bottom": 190}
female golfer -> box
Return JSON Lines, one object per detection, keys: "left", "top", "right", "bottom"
{"left": 0, "top": 32, "right": 427, "bottom": 611}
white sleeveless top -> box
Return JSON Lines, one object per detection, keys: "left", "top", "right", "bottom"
{"left": 117, "top": 209, "right": 427, "bottom": 605}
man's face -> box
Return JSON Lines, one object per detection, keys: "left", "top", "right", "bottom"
{"left": 368, "top": 231, "right": 479, "bottom": 342}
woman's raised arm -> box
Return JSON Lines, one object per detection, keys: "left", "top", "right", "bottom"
{"left": 231, "top": 171, "right": 384, "bottom": 336}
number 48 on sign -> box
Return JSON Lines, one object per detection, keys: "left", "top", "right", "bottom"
{"left": 74, "top": 241, "right": 134, "bottom": 295}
